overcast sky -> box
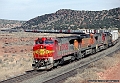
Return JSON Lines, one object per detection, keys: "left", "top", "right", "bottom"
{"left": 0, "top": 0, "right": 120, "bottom": 21}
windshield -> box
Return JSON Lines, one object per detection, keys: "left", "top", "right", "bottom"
{"left": 35, "top": 40, "right": 43, "bottom": 44}
{"left": 45, "top": 40, "right": 54, "bottom": 44}
{"left": 35, "top": 39, "right": 54, "bottom": 44}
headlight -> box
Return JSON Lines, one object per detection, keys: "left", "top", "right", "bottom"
{"left": 35, "top": 59, "right": 38, "bottom": 62}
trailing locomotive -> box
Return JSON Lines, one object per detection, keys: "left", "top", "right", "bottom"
{"left": 32, "top": 30, "right": 117, "bottom": 70}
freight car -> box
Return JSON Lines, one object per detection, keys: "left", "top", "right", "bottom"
{"left": 32, "top": 31, "right": 114, "bottom": 70}
{"left": 110, "top": 29, "right": 119, "bottom": 45}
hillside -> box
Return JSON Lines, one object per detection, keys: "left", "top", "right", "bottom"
{"left": 21, "top": 7, "right": 120, "bottom": 30}
{"left": 0, "top": 19, "right": 25, "bottom": 29}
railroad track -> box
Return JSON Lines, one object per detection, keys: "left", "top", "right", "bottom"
{"left": 0, "top": 38, "right": 120, "bottom": 83}
{"left": 0, "top": 70, "right": 47, "bottom": 83}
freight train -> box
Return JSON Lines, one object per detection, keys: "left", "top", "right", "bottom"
{"left": 32, "top": 29, "right": 119, "bottom": 70}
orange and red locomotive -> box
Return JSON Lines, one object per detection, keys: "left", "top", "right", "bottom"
{"left": 32, "top": 32, "right": 113, "bottom": 70}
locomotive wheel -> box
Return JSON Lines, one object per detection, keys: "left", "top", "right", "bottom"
{"left": 71, "top": 55, "right": 76, "bottom": 61}
{"left": 53, "top": 60, "right": 59, "bottom": 67}
{"left": 97, "top": 47, "right": 100, "bottom": 52}
{"left": 81, "top": 53, "right": 85, "bottom": 58}
{"left": 92, "top": 48, "right": 96, "bottom": 54}
{"left": 76, "top": 52, "right": 82, "bottom": 60}
{"left": 59, "top": 58, "right": 64, "bottom": 65}
{"left": 104, "top": 45, "right": 108, "bottom": 49}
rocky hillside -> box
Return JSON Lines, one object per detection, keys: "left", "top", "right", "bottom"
{"left": 0, "top": 19, "right": 25, "bottom": 29}
{"left": 21, "top": 7, "right": 120, "bottom": 30}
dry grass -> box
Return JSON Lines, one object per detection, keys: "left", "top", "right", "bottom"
{"left": 64, "top": 74, "right": 86, "bottom": 83}
{"left": 0, "top": 54, "right": 33, "bottom": 81}
{"left": 88, "top": 56, "right": 119, "bottom": 70}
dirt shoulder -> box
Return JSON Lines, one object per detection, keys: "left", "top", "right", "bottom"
{"left": 97, "top": 52, "right": 120, "bottom": 81}
{"left": 64, "top": 51, "right": 120, "bottom": 83}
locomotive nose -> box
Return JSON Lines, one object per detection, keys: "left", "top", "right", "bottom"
{"left": 33, "top": 45, "right": 45, "bottom": 50}
{"left": 33, "top": 44, "right": 54, "bottom": 58}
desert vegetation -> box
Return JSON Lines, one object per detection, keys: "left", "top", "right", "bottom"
{"left": 0, "top": 19, "right": 25, "bottom": 29}
{"left": 21, "top": 7, "right": 120, "bottom": 30}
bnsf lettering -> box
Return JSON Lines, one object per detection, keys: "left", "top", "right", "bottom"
{"left": 33, "top": 49, "right": 54, "bottom": 55}
{"left": 58, "top": 43, "right": 68, "bottom": 51}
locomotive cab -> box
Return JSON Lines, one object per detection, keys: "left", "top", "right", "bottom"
{"left": 35, "top": 37, "right": 54, "bottom": 44}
